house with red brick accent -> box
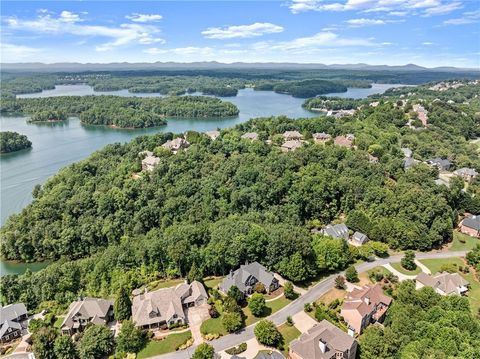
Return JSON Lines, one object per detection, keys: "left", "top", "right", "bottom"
{"left": 460, "top": 214, "right": 480, "bottom": 237}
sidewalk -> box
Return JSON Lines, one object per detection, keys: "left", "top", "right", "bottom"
{"left": 274, "top": 273, "right": 307, "bottom": 295}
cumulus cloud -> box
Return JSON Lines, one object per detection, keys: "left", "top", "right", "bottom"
{"left": 125, "top": 13, "right": 163, "bottom": 22}
{"left": 4, "top": 10, "right": 164, "bottom": 51}
{"left": 346, "top": 18, "right": 386, "bottom": 26}
{"left": 289, "top": 0, "right": 464, "bottom": 16}
{"left": 202, "top": 22, "right": 283, "bottom": 39}
{"left": 1, "top": 43, "right": 42, "bottom": 61}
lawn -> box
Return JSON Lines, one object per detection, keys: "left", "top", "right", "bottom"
{"left": 137, "top": 331, "right": 192, "bottom": 359}
{"left": 318, "top": 288, "right": 346, "bottom": 305}
{"left": 420, "top": 257, "right": 465, "bottom": 274}
{"left": 463, "top": 271, "right": 480, "bottom": 312}
{"left": 243, "top": 296, "right": 292, "bottom": 326}
{"left": 54, "top": 316, "right": 64, "bottom": 328}
{"left": 390, "top": 262, "right": 421, "bottom": 275}
{"left": 147, "top": 278, "right": 185, "bottom": 291}
{"left": 200, "top": 316, "right": 228, "bottom": 337}
{"left": 203, "top": 276, "right": 223, "bottom": 291}
{"left": 278, "top": 323, "right": 301, "bottom": 356}
{"left": 450, "top": 231, "right": 479, "bottom": 251}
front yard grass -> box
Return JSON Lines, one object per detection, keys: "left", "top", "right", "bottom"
{"left": 420, "top": 257, "right": 465, "bottom": 274}
{"left": 278, "top": 323, "right": 301, "bottom": 356}
{"left": 203, "top": 276, "right": 223, "bottom": 291}
{"left": 463, "top": 271, "right": 480, "bottom": 312}
{"left": 243, "top": 296, "right": 292, "bottom": 326}
{"left": 147, "top": 278, "right": 185, "bottom": 291}
{"left": 200, "top": 316, "right": 228, "bottom": 337}
{"left": 390, "top": 262, "right": 421, "bottom": 275}
{"left": 137, "top": 331, "right": 192, "bottom": 359}
{"left": 450, "top": 231, "right": 479, "bottom": 251}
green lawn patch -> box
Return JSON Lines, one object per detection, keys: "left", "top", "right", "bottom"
{"left": 203, "top": 276, "right": 223, "bottom": 291}
{"left": 200, "top": 316, "right": 228, "bottom": 337}
{"left": 450, "top": 232, "right": 479, "bottom": 251}
{"left": 278, "top": 323, "right": 301, "bottom": 356}
{"left": 420, "top": 257, "right": 465, "bottom": 275}
{"left": 137, "top": 331, "right": 192, "bottom": 359}
{"left": 147, "top": 279, "right": 185, "bottom": 291}
{"left": 54, "top": 316, "right": 64, "bottom": 328}
{"left": 462, "top": 271, "right": 480, "bottom": 313}
{"left": 243, "top": 296, "right": 292, "bottom": 326}
{"left": 390, "top": 262, "right": 421, "bottom": 275}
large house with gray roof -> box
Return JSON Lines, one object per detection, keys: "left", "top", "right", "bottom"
{"left": 60, "top": 298, "right": 114, "bottom": 335}
{"left": 460, "top": 214, "right": 480, "bottom": 237}
{"left": 320, "top": 224, "right": 349, "bottom": 240}
{"left": 289, "top": 320, "right": 357, "bottom": 359}
{"left": 0, "top": 303, "right": 27, "bottom": 343}
{"left": 416, "top": 272, "right": 469, "bottom": 296}
{"left": 219, "top": 262, "right": 279, "bottom": 296}
{"left": 132, "top": 281, "right": 208, "bottom": 330}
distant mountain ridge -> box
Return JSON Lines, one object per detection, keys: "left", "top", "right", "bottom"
{"left": 1, "top": 61, "right": 478, "bottom": 73}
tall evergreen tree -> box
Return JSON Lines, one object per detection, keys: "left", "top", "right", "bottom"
{"left": 114, "top": 286, "right": 132, "bottom": 321}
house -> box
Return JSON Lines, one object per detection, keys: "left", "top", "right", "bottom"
{"left": 368, "top": 154, "right": 378, "bottom": 163}
{"left": 460, "top": 214, "right": 480, "bottom": 237}
{"left": 0, "top": 304, "right": 27, "bottom": 343}
{"left": 132, "top": 281, "right": 208, "bottom": 330}
{"left": 412, "top": 104, "right": 428, "bottom": 127}
{"left": 349, "top": 232, "right": 369, "bottom": 246}
{"left": 241, "top": 132, "right": 259, "bottom": 141}
{"left": 140, "top": 151, "right": 160, "bottom": 172}
{"left": 289, "top": 320, "right": 357, "bottom": 359}
{"left": 401, "top": 147, "right": 413, "bottom": 158}
{"left": 341, "top": 284, "right": 392, "bottom": 335}
{"left": 219, "top": 262, "right": 279, "bottom": 296}
{"left": 254, "top": 351, "right": 285, "bottom": 359}
{"left": 321, "top": 223, "right": 349, "bottom": 240}
{"left": 281, "top": 140, "right": 303, "bottom": 152}
{"left": 162, "top": 138, "right": 190, "bottom": 154}
{"left": 282, "top": 131, "right": 303, "bottom": 141}
{"left": 205, "top": 130, "right": 220, "bottom": 140}
{"left": 334, "top": 110, "right": 356, "bottom": 119}
{"left": 334, "top": 136, "right": 353, "bottom": 149}
{"left": 312, "top": 133, "right": 331, "bottom": 144}
{"left": 454, "top": 167, "right": 478, "bottom": 182}
{"left": 60, "top": 298, "right": 114, "bottom": 335}
{"left": 416, "top": 272, "right": 469, "bottom": 296}
{"left": 425, "top": 158, "right": 451, "bottom": 171}
{"left": 404, "top": 157, "right": 419, "bottom": 170}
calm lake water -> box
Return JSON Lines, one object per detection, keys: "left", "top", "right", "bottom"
{"left": 1, "top": 83, "right": 406, "bottom": 275}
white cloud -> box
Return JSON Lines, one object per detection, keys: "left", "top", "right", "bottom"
{"left": 1, "top": 43, "right": 42, "bottom": 61}
{"left": 444, "top": 10, "right": 480, "bottom": 25}
{"left": 202, "top": 22, "right": 283, "bottom": 39}
{"left": 125, "top": 13, "right": 163, "bottom": 23}
{"left": 422, "top": 41, "right": 434, "bottom": 45}
{"left": 4, "top": 10, "right": 164, "bottom": 52}
{"left": 346, "top": 18, "right": 386, "bottom": 26}
{"left": 289, "top": 0, "right": 464, "bottom": 16}
{"left": 253, "top": 31, "right": 377, "bottom": 52}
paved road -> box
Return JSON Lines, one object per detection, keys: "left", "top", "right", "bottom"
{"left": 152, "top": 250, "right": 467, "bottom": 359}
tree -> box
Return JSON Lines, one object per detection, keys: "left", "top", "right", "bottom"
{"left": 192, "top": 343, "right": 215, "bottom": 359}
{"left": 254, "top": 320, "right": 281, "bottom": 347}
{"left": 401, "top": 250, "right": 416, "bottom": 271}
{"left": 248, "top": 293, "right": 267, "bottom": 317}
{"left": 222, "top": 312, "right": 243, "bottom": 333}
{"left": 284, "top": 281, "right": 296, "bottom": 299}
{"left": 345, "top": 266, "right": 359, "bottom": 283}
{"left": 334, "top": 275, "right": 346, "bottom": 289}
{"left": 54, "top": 335, "right": 78, "bottom": 359}
{"left": 187, "top": 262, "right": 204, "bottom": 283}
{"left": 276, "top": 252, "right": 310, "bottom": 282}
{"left": 223, "top": 297, "right": 241, "bottom": 314}
{"left": 254, "top": 282, "right": 266, "bottom": 294}
{"left": 32, "top": 327, "right": 57, "bottom": 359}
{"left": 227, "top": 286, "right": 243, "bottom": 304}
{"left": 114, "top": 286, "right": 132, "bottom": 321}
{"left": 116, "top": 320, "right": 147, "bottom": 354}
{"left": 78, "top": 325, "right": 114, "bottom": 359}
{"left": 312, "top": 237, "right": 350, "bottom": 272}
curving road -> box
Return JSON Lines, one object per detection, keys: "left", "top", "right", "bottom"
{"left": 153, "top": 250, "right": 467, "bottom": 359}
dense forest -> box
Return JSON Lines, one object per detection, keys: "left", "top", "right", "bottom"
{"left": 360, "top": 280, "right": 480, "bottom": 358}
{"left": 303, "top": 96, "right": 365, "bottom": 111}
{"left": 0, "top": 131, "right": 32, "bottom": 153}
{"left": 0, "top": 96, "right": 239, "bottom": 128}
{"left": 269, "top": 79, "right": 348, "bottom": 98}
{"left": 29, "top": 110, "right": 68, "bottom": 122}
{"left": 1, "top": 82, "right": 480, "bottom": 312}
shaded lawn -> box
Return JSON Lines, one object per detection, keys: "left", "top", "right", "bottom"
{"left": 390, "top": 262, "right": 421, "bottom": 275}
{"left": 54, "top": 316, "right": 64, "bottom": 328}
{"left": 148, "top": 279, "right": 185, "bottom": 291}
{"left": 278, "top": 323, "right": 301, "bottom": 356}
{"left": 420, "top": 257, "right": 465, "bottom": 275}
{"left": 203, "top": 276, "right": 223, "bottom": 291}
{"left": 450, "top": 232, "right": 479, "bottom": 251}
{"left": 137, "top": 331, "right": 192, "bottom": 359}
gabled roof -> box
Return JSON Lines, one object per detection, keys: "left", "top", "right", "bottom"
{"left": 281, "top": 140, "right": 303, "bottom": 151}
{"left": 241, "top": 132, "right": 258, "bottom": 140}
{"left": 219, "top": 262, "right": 276, "bottom": 293}
{"left": 132, "top": 287, "right": 185, "bottom": 327}
{"left": 401, "top": 148, "right": 412, "bottom": 158}
{"left": 321, "top": 224, "right": 349, "bottom": 240}
{"left": 205, "top": 130, "right": 220, "bottom": 140}
{"left": 351, "top": 232, "right": 369, "bottom": 244}
{"left": 0, "top": 304, "right": 27, "bottom": 322}
{"left": 454, "top": 167, "right": 478, "bottom": 177}
{"left": 462, "top": 215, "right": 480, "bottom": 230}
{"left": 290, "top": 320, "right": 356, "bottom": 359}
{"left": 417, "top": 272, "right": 469, "bottom": 295}
{"left": 162, "top": 138, "right": 190, "bottom": 151}
{"left": 334, "top": 136, "right": 353, "bottom": 148}
{"left": 61, "top": 298, "right": 113, "bottom": 330}
{"left": 343, "top": 284, "right": 392, "bottom": 317}
{"left": 283, "top": 131, "right": 303, "bottom": 139}
{"left": 0, "top": 319, "right": 22, "bottom": 338}
{"left": 313, "top": 132, "right": 331, "bottom": 140}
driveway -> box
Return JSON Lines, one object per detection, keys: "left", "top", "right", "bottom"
{"left": 186, "top": 304, "right": 210, "bottom": 345}
{"left": 151, "top": 250, "right": 467, "bottom": 359}
{"left": 382, "top": 263, "right": 417, "bottom": 281}
{"left": 292, "top": 311, "right": 317, "bottom": 333}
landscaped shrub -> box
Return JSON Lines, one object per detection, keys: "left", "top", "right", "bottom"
{"left": 254, "top": 282, "right": 266, "bottom": 294}
{"left": 335, "top": 275, "right": 346, "bottom": 289}
{"left": 401, "top": 250, "right": 417, "bottom": 270}
{"left": 225, "top": 343, "right": 247, "bottom": 355}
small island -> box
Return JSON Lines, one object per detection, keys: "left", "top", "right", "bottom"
{"left": 29, "top": 110, "right": 68, "bottom": 123}
{"left": 0, "top": 131, "right": 32, "bottom": 153}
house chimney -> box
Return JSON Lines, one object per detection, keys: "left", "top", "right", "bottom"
{"left": 144, "top": 287, "right": 148, "bottom": 294}
{"left": 318, "top": 339, "right": 327, "bottom": 353}
{"left": 364, "top": 297, "right": 370, "bottom": 305}
{"left": 348, "top": 327, "right": 355, "bottom": 337}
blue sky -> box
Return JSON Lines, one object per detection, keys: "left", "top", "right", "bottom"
{"left": 1, "top": 1, "right": 479, "bottom": 67}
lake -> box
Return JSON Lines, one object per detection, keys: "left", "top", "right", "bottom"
{"left": 1, "top": 83, "right": 406, "bottom": 275}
